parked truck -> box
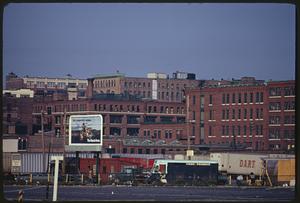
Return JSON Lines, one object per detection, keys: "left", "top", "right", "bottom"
{"left": 151, "top": 160, "right": 219, "bottom": 185}
{"left": 210, "top": 152, "right": 295, "bottom": 186}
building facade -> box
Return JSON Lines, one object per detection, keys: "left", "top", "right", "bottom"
{"left": 29, "top": 95, "right": 189, "bottom": 154}
{"left": 186, "top": 78, "right": 295, "bottom": 152}
{"left": 89, "top": 72, "right": 201, "bottom": 102}
{"left": 5, "top": 72, "right": 88, "bottom": 98}
{"left": 266, "top": 80, "right": 295, "bottom": 151}
{"left": 3, "top": 73, "right": 295, "bottom": 155}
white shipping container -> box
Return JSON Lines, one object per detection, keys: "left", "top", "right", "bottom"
{"left": 210, "top": 153, "right": 268, "bottom": 176}
{"left": 3, "top": 139, "right": 18, "bottom": 152}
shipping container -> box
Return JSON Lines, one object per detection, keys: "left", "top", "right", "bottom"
{"left": 20, "top": 152, "right": 63, "bottom": 174}
{"left": 210, "top": 153, "right": 268, "bottom": 176}
{"left": 3, "top": 152, "right": 12, "bottom": 173}
{"left": 265, "top": 158, "right": 295, "bottom": 186}
{"left": 166, "top": 162, "right": 218, "bottom": 185}
{"left": 3, "top": 139, "right": 18, "bottom": 152}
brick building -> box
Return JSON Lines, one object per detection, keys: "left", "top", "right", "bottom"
{"left": 29, "top": 95, "right": 189, "bottom": 155}
{"left": 266, "top": 80, "right": 295, "bottom": 151}
{"left": 2, "top": 94, "right": 34, "bottom": 151}
{"left": 5, "top": 72, "right": 88, "bottom": 98}
{"left": 87, "top": 72, "right": 201, "bottom": 102}
{"left": 3, "top": 73, "right": 295, "bottom": 154}
{"left": 186, "top": 78, "right": 295, "bottom": 152}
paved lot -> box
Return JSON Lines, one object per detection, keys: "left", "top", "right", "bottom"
{"left": 3, "top": 185, "right": 295, "bottom": 201}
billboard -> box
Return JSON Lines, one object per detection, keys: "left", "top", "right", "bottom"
{"left": 69, "top": 115, "right": 103, "bottom": 146}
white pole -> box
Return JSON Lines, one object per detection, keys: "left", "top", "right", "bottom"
{"left": 51, "top": 156, "right": 63, "bottom": 202}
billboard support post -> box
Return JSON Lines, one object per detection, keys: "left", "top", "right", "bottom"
{"left": 76, "top": 151, "right": 80, "bottom": 174}
{"left": 95, "top": 152, "right": 100, "bottom": 184}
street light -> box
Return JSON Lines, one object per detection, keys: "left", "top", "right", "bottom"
{"left": 40, "top": 110, "right": 46, "bottom": 172}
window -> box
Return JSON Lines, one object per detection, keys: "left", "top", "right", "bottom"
{"left": 256, "top": 109, "right": 259, "bottom": 119}
{"left": 284, "top": 101, "right": 295, "bottom": 110}
{"left": 238, "top": 93, "right": 241, "bottom": 103}
{"left": 232, "top": 126, "right": 235, "bottom": 136}
{"left": 269, "top": 102, "right": 281, "bottom": 110}
{"left": 123, "top": 148, "right": 127, "bottom": 153}
{"left": 153, "top": 149, "right": 158, "bottom": 154}
{"left": 226, "top": 109, "right": 229, "bottom": 119}
{"left": 37, "top": 81, "right": 45, "bottom": 88}
{"left": 209, "top": 95, "right": 213, "bottom": 104}
{"left": 55, "top": 116, "right": 61, "bottom": 124}
{"left": 284, "top": 116, "right": 295, "bottom": 124}
{"left": 209, "top": 110, "right": 213, "bottom": 120}
{"left": 237, "top": 126, "right": 241, "bottom": 135}
{"left": 284, "top": 87, "right": 295, "bottom": 96}
{"left": 153, "top": 130, "right": 157, "bottom": 138}
{"left": 57, "top": 82, "right": 65, "bottom": 88}
{"left": 192, "top": 111, "right": 196, "bottom": 120}
{"left": 260, "top": 108, "right": 263, "bottom": 119}
{"left": 232, "top": 93, "right": 236, "bottom": 103}
{"left": 244, "top": 125, "right": 247, "bottom": 135}
{"left": 232, "top": 109, "right": 235, "bottom": 119}
{"left": 226, "top": 126, "right": 229, "bottom": 135}
{"left": 269, "top": 128, "right": 280, "bottom": 139}
{"left": 244, "top": 93, "right": 247, "bottom": 103}
{"left": 269, "top": 87, "right": 281, "bottom": 96}
{"left": 192, "top": 96, "right": 196, "bottom": 105}
{"left": 222, "top": 126, "right": 225, "bottom": 135}
{"left": 250, "top": 93, "right": 253, "bottom": 103}
{"left": 138, "top": 149, "right": 143, "bottom": 154}
{"left": 244, "top": 109, "right": 247, "bottom": 119}
{"left": 269, "top": 116, "right": 280, "bottom": 124}
{"left": 260, "top": 92, "right": 264, "bottom": 102}
{"left": 130, "top": 148, "right": 135, "bottom": 154}
{"left": 165, "top": 130, "right": 168, "bottom": 139}
{"left": 192, "top": 126, "right": 195, "bottom": 136}
{"left": 47, "top": 82, "right": 56, "bottom": 87}
{"left": 256, "top": 92, "right": 260, "bottom": 102}
{"left": 209, "top": 126, "right": 212, "bottom": 136}
{"left": 226, "top": 94, "right": 230, "bottom": 103}
{"left": 238, "top": 109, "right": 241, "bottom": 119}
{"left": 250, "top": 109, "right": 253, "bottom": 119}
{"left": 161, "top": 149, "right": 166, "bottom": 154}
{"left": 222, "top": 94, "right": 226, "bottom": 104}
{"left": 222, "top": 109, "right": 225, "bottom": 120}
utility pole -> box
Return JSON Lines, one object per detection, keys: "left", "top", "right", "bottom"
{"left": 41, "top": 110, "right": 46, "bottom": 172}
{"left": 62, "top": 110, "right": 67, "bottom": 175}
{"left": 186, "top": 95, "right": 190, "bottom": 150}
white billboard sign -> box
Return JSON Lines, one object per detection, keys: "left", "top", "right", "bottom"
{"left": 69, "top": 115, "right": 103, "bottom": 147}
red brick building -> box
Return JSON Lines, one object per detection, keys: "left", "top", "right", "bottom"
{"left": 266, "top": 80, "right": 295, "bottom": 151}
{"left": 186, "top": 78, "right": 295, "bottom": 152}
{"left": 29, "top": 95, "right": 189, "bottom": 155}
{"left": 88, "top": 72, "right": 201, "bottom": 103}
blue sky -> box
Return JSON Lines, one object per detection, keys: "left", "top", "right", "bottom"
{"left": 3, "top": 3, "right": 295, "bottom": 82}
